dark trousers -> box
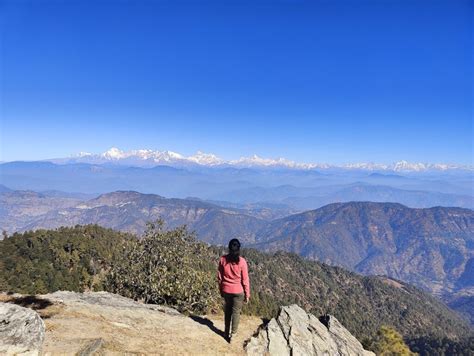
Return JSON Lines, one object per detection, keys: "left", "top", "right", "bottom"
{"left": 223, "top": 293, "right": 244, "bottom": 336}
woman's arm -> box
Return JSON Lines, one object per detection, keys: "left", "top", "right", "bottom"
{"left": 241, "top": 259, "right": 250, "bottom": 302}
{"left": 217, "top": 257, "right": 224, "bottom": 296}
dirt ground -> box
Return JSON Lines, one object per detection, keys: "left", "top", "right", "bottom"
{"left": 3, "top": 292, "right": 263, "bottom": 355}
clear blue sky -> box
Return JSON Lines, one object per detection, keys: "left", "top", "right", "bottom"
{"left": 1, "top": 0, "right": 472, "bottom": 164}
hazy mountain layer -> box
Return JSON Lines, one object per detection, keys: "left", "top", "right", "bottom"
{"left": 219, "top": 183, "right": 474, "bottom": 210}
{"left": 1, "top": 162, "right": 472, "bottom": 209}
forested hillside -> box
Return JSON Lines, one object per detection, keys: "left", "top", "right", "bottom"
{"left": 0, "top": 225, "right": 133, "bottom": 293}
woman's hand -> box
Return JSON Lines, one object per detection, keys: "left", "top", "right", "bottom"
{"left": 244, "top": 296, "right": 249, "bottom": 304}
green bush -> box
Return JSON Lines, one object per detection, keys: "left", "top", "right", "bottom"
{"left": 106, "top": 220, "right": 219, "bottom": 314}
{"left": 366, "top": 326, "right": 417, "bottom": 355}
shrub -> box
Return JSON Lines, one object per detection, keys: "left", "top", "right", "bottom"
{"left": 367, "top": 326, "right": 417, "bottom": 355}
{"left": 106, "top": 220, "right": 219, "bottom": 314}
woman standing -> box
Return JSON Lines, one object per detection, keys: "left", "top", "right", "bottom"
{"left": 217, "top": 238, "right": 250, "bottom": 343}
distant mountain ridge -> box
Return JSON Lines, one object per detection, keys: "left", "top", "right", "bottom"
{"left": 253, "top": 202, "right": 474, "bottom": 297}
{"left": 46, "top": 147, "right": 473, "bottom": 171}
{"left": 0, "top": 190, "right": 266, "bottom": 245}
{"left": 218, "top": 183, "right": 474, "bottom": 210}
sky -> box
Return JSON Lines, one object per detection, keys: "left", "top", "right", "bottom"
{"left": 1, "top": 0, "right": 472, "bottom": 164}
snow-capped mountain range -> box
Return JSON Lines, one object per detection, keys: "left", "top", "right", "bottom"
{"left": 50, "top": 147, "right": 473, "bottom": 172}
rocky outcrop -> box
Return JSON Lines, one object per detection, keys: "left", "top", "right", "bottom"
{"left": 0, "top": 302, "right": 45, "bottom": 355}
{"left": 42, "top": 290, "right": 182, "bottom": 316}
{"left": 245, "top": 304, "right": 374, "bottom": 356}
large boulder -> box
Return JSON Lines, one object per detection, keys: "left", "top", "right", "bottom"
{"left": 245, "top": 304, "right": 374, "bottom": 356}
{"left": 0, "top": 302, "right": 45, "bottom": 355}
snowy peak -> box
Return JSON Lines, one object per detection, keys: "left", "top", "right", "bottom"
{"left": 230, "top": 155, "right": 319, "bottom": 170}
{"left": 58, "top": 147, "right": 472, "bottom": 172}
{"left": 103, "top": 147, "right": 126, "bottom": 160}
{"left": 188, "top": 151, "right": 223, "bottom": 166}
{"left": 67, "top": 148, "right": 316, "bottom": 169}
{"left": 96, "top": 148, "right": 184, "bottom": 162}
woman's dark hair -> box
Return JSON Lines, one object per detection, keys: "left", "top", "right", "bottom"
{"left": 226, "top": 238, "right": 241, "bottom": 263}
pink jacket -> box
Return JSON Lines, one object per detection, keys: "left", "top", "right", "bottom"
{"left": 217, "top": 255, "right": 250, "bottom": 298}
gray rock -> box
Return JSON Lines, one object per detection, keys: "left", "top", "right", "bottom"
{"left": 320, "top": 314, "right": 374, "bottom": 355}
{"left": 245, "top": 305, "right": 375, "bottom": 356}
{"left": 0, "top": 302, "right": 45, "bottom": 355}
{"left": 245, "top": 325, "right": 270, "bottom": 356}
{"left": 42, "top": 290, "right": 182, "bottom": 316}
{"left": 267, "top": 319, "right": 290, "bottom": 356}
